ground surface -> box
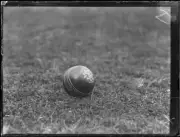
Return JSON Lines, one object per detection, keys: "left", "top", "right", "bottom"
{"left": 3, "top": 7, "right": 170, "bottom": 134}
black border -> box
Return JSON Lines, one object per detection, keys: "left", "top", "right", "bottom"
{"left": 1, "top": 1, "right": 178, "bottom": 7}
{"left": 1, "top": 1, "right": 179, "bottom": 137}
{"left": 170, "top": 2, "right": 180, "bottom": 136}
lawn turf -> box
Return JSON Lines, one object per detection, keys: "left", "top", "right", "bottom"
{"left": 3, "top": 7, "right": 170, "bottom": 134}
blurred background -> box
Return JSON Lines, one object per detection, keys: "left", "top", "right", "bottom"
{"left": 3, "top": 7, "right": 170, "bottom": 71}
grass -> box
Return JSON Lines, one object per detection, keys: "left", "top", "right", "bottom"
{"left": 2, "top": 7, "right": 170, "bottom": 134}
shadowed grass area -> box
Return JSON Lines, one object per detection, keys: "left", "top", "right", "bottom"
{"left": 3, "top": 7, "right": 170, "bottom": 134}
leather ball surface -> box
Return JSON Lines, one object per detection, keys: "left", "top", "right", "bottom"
{"left": 63, "top": 65, "right": 95, "bottom": 98}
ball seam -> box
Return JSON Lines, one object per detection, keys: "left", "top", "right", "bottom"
{"left": 67, "top": 67, "right": 90, "bottom": 96}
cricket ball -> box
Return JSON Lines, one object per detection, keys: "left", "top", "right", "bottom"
{"left": 63, "top": 65, "right": 95, "bottom": 98}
